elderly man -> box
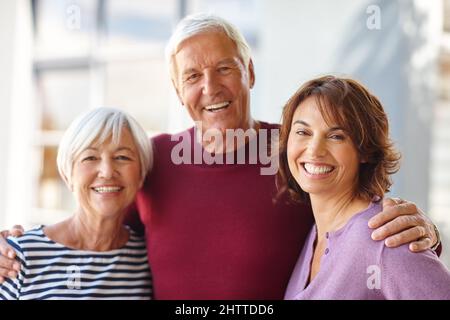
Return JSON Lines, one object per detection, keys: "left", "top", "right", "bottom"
{"left": 0, "top": 13, "right": 440, "bottom": 299}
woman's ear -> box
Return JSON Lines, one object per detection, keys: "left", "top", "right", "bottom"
{"left": 63, "top": 175, "right": 74, "bottom": 192}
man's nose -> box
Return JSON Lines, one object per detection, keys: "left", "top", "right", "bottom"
{"left": 202, "top": 72, "right": 221, "bottom": 96}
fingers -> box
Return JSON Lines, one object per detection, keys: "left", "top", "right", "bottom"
{"left": 409, "top": 237, "right": 434, "bottom": 252}
{"left": 10, "top": 225, "right": 24, "bottom": 237}
{"left": 0, "top": 236, "right": 20, "bottom": 278}
{"left": 371, "top": 215, "right": 424, "bottom": 241}
{"left": 0, "top": 254, "right": 20, "bottom": 278}
{"left": 381, "top": 225, "right": 427, "bottom": 248}
{"left": 0, "top": 230, "right": 10, "bottom": 238}
{"left": 0, "top": 234, "right": 17, "bottom": 260}
{"left": 0, "top": 267, "right": 18, "bottom": 279}
{"left": 0, "top": 226, "right": 22, "bottom": 281}
{"left": 383, "top": 197, "right": 404, "bottom": 208}
{"left": 368, "top": 202, "right": 418, "bottom": 229}
{"left": 0, "top": 252, "right": 20, "bottom": 272}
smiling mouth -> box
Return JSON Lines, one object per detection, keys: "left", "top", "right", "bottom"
{"left": 204, "top": 101, "right": 231, "bottom": 113}
{"left": 92, "top": 186, "right": 124, "bottom": 194}
{"left": 302, "top": 163, "right": 335, "bottom": 175}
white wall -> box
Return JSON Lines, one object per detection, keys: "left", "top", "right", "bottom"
{"left": 0, "top": 0, "right": 35, "bottom": 228}
{"left": 0, "top": 0, "right": 16, "bottom": 228}
{"left": 255, "top": 0, "right": 441, "bottom": 211}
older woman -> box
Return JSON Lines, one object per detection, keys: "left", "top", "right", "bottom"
{"left": 279, "top": 76, "right": 450, "bottom": 299}
{"left": 0, "top": 108, "right": 152, "bottom": 300}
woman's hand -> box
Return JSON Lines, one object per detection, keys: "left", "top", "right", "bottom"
{"left": 0, "top": 225, "right": 24, "bottom": 283}
{"left": 368, "top": 198, "right": 439, "bottom": 252}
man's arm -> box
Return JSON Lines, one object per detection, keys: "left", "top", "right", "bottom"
{"left": 0, "top": 227, "right": 23, "bottom": 284}
{"left": 368, "top": 198, "right": 440, "bottom": 253}
{"left": 0, "top": 205, "right": 146, "bottom": 284}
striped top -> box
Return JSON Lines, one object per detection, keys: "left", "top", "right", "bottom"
{"left": 0, "top": 226, "right": 152, "bottom": 300}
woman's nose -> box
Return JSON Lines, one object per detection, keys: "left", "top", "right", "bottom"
{"left": 307, "top": 137, "right": 327, "bottom": 157}
{"left": 98, "top": 159, "right": 115, "bottom": 179}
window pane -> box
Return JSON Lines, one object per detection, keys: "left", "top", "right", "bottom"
{"left": 38, "top": 69, "right": 91, "bottom": 131}
{"left": 35, "top": 0, "right": 96, "bottom": 58}
{"left": 104, "top": 58, "right": 170, "bottom": 132}
{"left": 105, "top": 0, "right": 177, "bottom": 48}
{"left": 194, "top": 0, "right": 259, "bottom": 48}
{"left": 37, "top": 146, "right": 75, "bottom": 213}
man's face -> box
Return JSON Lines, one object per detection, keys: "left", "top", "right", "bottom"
{"left": 173, "top": 31, "right": 255, "bottom": 135}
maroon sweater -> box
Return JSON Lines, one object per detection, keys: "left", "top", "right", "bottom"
{"left": 127, "top": 122, "right": 313, "bottom": 299}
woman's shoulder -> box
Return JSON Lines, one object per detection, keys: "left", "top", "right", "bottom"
{"left": 379, "top": 237, "right": 450, "bottom": 299}
{"left": 334, "top": 201, "right": 383, "bottom": 246}
{"left": 7, "top": 225, "right": 48, "bottom": 247}
{"left": 6, "top": 226, "right": 55, "bottom": 264}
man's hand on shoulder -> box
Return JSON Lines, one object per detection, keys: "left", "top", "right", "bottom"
{"left": 368, "top": 198, "right": 439, "bottom": 252}
{"left": 0, "top": 225, "right": 24, "bottom": 283}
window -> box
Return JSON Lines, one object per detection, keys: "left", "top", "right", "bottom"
{"left": 30, "top": 0, "right": 260, "bottom": 226}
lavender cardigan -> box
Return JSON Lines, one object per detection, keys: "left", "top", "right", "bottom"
{"left": 284, "top": 201, "right": 450, "bottom": 300}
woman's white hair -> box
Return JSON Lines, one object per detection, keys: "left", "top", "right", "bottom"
{"left": 57, "top": 107, "right": 153, "bottom": 187}
{"left": 165, "top": 13, "right": 252, "bottom": 86}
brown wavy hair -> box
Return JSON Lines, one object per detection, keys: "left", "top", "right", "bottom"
{"left": 277, "top": 75, "right": 401, "bottom": 203}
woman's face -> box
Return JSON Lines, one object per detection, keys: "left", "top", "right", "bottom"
{"left": 70, "top": 127, "right": 142, "bottom": 219}
{"left": 287, "top": 96, "right": 361, "bottom": 198}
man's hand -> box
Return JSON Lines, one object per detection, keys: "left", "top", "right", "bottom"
{"left": 0, "top": 225, "right": 24, "bottom": 284}
{"left": 368, "top": 198, "right": 438, "bottom": 252}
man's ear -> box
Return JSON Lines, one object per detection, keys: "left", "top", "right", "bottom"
{"left": 248, "top": 59, "right": 255, "bottom": 89}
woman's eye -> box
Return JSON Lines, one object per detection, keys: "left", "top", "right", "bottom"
{"left": 330, "top": 134, "right": 345, "bottom": 140}
{"left": 116, "top": 155, "right": 131, "bottom": 161}
{"left": 82, "top": 156, "right": 97, "bottom": 162}
{"left": 295, "top": 129, "right": 308, "bottom": 136}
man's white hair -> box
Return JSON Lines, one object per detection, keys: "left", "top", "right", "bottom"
{"left": 165, "top": 13, "right": 252, "bottom": 86}
{"left": 57, "top": 107, "right": 153, "bottom": 187}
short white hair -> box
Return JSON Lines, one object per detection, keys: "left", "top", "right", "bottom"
{"left": 165, "top": 13, "right": 252, "bottom": 86}
{"left": 57, "top": 107, "right": 153, "bottom": 187}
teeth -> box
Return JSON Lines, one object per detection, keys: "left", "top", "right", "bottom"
{"left": 204, "top": 102, "right": 230, "bottom": 111}
{"left": 93, "top": 186, "right": 122, "bottom": 193}
{"left": 304, "top": 163, "right": 333, "bottom": 175}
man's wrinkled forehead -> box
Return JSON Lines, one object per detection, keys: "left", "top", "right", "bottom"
{"left": 177, "top": 31, "right": 240, "bottom": 58}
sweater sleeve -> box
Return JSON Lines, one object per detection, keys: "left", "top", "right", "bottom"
{"left": 0, "top": 238, "right": 25, "bottom": 300}
{"left": 380, "top": 245, "right": 450, "bottom": 299}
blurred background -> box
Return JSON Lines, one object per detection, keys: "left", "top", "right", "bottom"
{"left": 0, "top": 0, "right": 449, "bottom": 267}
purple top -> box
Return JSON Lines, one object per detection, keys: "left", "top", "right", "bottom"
{"left": 284, "top": 201, "right": 450, "bottom": 300}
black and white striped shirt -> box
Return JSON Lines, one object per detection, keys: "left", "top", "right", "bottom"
{"left": 0, "top": 226, "right": 152, "bottom": 300}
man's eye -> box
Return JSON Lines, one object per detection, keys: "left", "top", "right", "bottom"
{"left": 185, "top": 74, "right": 200, "bottom": 82}
{"left": 218, "top": 67, "right": 231, "bottom": 74}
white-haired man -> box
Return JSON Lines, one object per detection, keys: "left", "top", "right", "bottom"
{"left": 0, "top": 13, "right": 440, "bottom": 299}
